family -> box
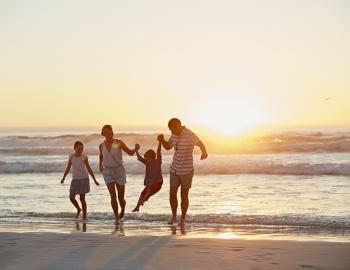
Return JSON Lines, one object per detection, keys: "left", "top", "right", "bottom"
{"left": 60, "top": 118, "right": 208, "bottom": 226}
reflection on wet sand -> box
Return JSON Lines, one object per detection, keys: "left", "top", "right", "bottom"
{"left": 170, "top": 225, "right": 186, "bottom": 235}
{"left": 74, "top": 221, "right": 126, "bottom": 236}
{"left": 11, "top": 220, "right": 346, "bottom": 242}
{"left": 75, "top": 221, "right": 87, "bottom": 232}
{"left": 112, "top": 223, "right": 125, "bottom": 236}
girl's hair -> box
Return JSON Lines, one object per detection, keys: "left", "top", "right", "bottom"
{"left": 144, "top": 149, "right": 156, "bottom": 160}
{"left": 101, "top": 124, "right": 113, "bottom": 136}
{"left": 74, "top": 141, "right": 84, "bottom": 149}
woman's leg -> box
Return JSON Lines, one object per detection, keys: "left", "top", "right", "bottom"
{"left": 69, "top": 193, "right": 81, "bottom": 218}
{"left": 107, "top": 183, "right": 119, "bottom": 220}
{"left": 79, "top": 194, "right": 87, "bottom": 219}
{"left": 116, "top": 184, "right": 126, "bottom": 220}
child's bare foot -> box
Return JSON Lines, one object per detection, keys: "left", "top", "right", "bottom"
{"left": 132, "top": 207, "right": 139, "bottom": 212}
{"left": 76, "top": 208, "right": 82, "bottom": 218}
{"left": 168, "top": 217, "right": 177, "bottom": 225}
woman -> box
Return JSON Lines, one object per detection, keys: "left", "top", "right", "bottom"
{"left": 99, "top": 124, "right": 139, "bottom": 222}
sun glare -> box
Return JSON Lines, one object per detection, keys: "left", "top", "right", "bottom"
{"left": 192, "top": 97, "right": 269, "bottom": 136}
{"left": 216, "top": 231, "right": 239, "bottom": 239}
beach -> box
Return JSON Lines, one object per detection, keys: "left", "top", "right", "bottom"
{"left": 2, "top": 0, "right": 350, "bottom": 268}
{"left": 1, "top": 232, "right": 350, "bottom": 270}
{"left": 1, "top": 129, "right": 350, "bottom": 269}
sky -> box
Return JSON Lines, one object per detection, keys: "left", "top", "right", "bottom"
{"left": 1, "top": 0, "right": 349, "bottom": 134}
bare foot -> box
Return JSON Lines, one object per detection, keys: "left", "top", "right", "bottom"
{"left": 115, "top": 217, "right": 120, "bottom": 224}
{"left": 132, "top": 207, "right": 139, "bottom": 213}
{"left": 76, "top": 208, "right": 82, "bottom": 218}
{"left": 168, "top": 217, "right": 177, "bottom": 225}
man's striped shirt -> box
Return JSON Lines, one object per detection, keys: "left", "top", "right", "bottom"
{"left": 169, "top": 127, "right": 199, "bottom": 175}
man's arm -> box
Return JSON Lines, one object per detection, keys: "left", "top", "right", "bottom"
{"left": 196, "top": 140, "right": 208, "bottom": 160}
{"left": 158, "top": 134, "right": 172, "bottom": 150}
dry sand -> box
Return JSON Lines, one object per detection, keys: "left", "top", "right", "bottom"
{"left": 0, "top": 232, "right": 349, "bottom": 270}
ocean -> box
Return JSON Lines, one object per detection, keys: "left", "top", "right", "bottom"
{"left": 0, "top": 128, "right": 349, "bottom": 240}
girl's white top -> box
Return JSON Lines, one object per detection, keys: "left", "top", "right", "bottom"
{"left": 69, "top": 154, "right": 89, "bottom": 180}
{"left": 101, "top": 140, "right": 123, "bottom": 168}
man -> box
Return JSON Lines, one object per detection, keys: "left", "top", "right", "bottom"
{"left": 158, "top": 118, "right": 208, "bottom": 226}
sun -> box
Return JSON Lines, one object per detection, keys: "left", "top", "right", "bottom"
{"left": 191, "top": 97, "right": 269, "bottom": 136}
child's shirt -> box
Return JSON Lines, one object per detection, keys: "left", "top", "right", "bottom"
{"left": 137, "top": 150, "right": 163, "bottom": 186}
{"left": 69, "top": 153, "right": 89, "bottom": 180}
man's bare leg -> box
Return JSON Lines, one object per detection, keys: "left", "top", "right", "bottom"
{"left": 169, "top": 185, "right": 179, "bottom": 224}
{"left": 179, "top": 186, "right": 190, "bottom": 226}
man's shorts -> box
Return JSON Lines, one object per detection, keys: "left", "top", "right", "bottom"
{"left": 170, "top": 170, "right": 194, "bottom": 190}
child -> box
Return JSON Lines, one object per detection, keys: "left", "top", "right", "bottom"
{"left": 133, "top": 140, "right": 163, "bottom": 212}
{"left": 61, "top": 141, "right": 99, "bottom": 219}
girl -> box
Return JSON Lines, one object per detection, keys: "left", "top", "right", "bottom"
{"left": 61, "top": 141, "right": 99, "bottom": 219}
{"left": 99, "top": 124, "right": 139, "bottom": 222}
{"left": 132, "top": 140, "right": 163, "bottom": 212}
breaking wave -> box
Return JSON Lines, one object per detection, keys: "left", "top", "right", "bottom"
{"left": 1, "top": 159, "right": 350, "bottom": 175}
{"left": 1, "top": 131, "right": 350, "bottom": 155}
{"left": 1, "top": 211, "right": 349, "bottom": 229}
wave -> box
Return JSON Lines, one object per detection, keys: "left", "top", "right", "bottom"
{"left": 1, "top": 211, "right": 349, "bottom": 228}
{"left": 1, "top": 159, "right": 350, "bottom": 175}
{"left": 0, "top": 147, "right": 98, "bottom": 156}
{"left": 1, "top": 131, "right": 350, "bottom": 155}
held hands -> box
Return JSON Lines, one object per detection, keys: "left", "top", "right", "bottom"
{"left": 157, "top": 134, "right": 164, "bottom": 142}
{"left": 200, "top": 152, "right": 208, "bottom": 160}
{"left": 135, "top": 143, "right": 140, "bottom": 151}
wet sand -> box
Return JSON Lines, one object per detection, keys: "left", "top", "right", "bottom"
{"left": 0, "top": 232, "right": 349, "bottom": 270}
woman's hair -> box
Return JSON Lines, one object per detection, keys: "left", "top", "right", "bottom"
{"left": 74, "top": 141, "right": 84, "bottom": 149}
{"left": 144, "top": 149, "right": 156, "bottom": 160}
{"left": 101, "top": 124, "right": 113, "bottom": 136}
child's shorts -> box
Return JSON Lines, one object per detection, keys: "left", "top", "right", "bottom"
{"left": 140, "top": 182, "right": 162, "bottom": 201}
{"left": 70, "top": 178, "right": 90, "bottom": 195}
